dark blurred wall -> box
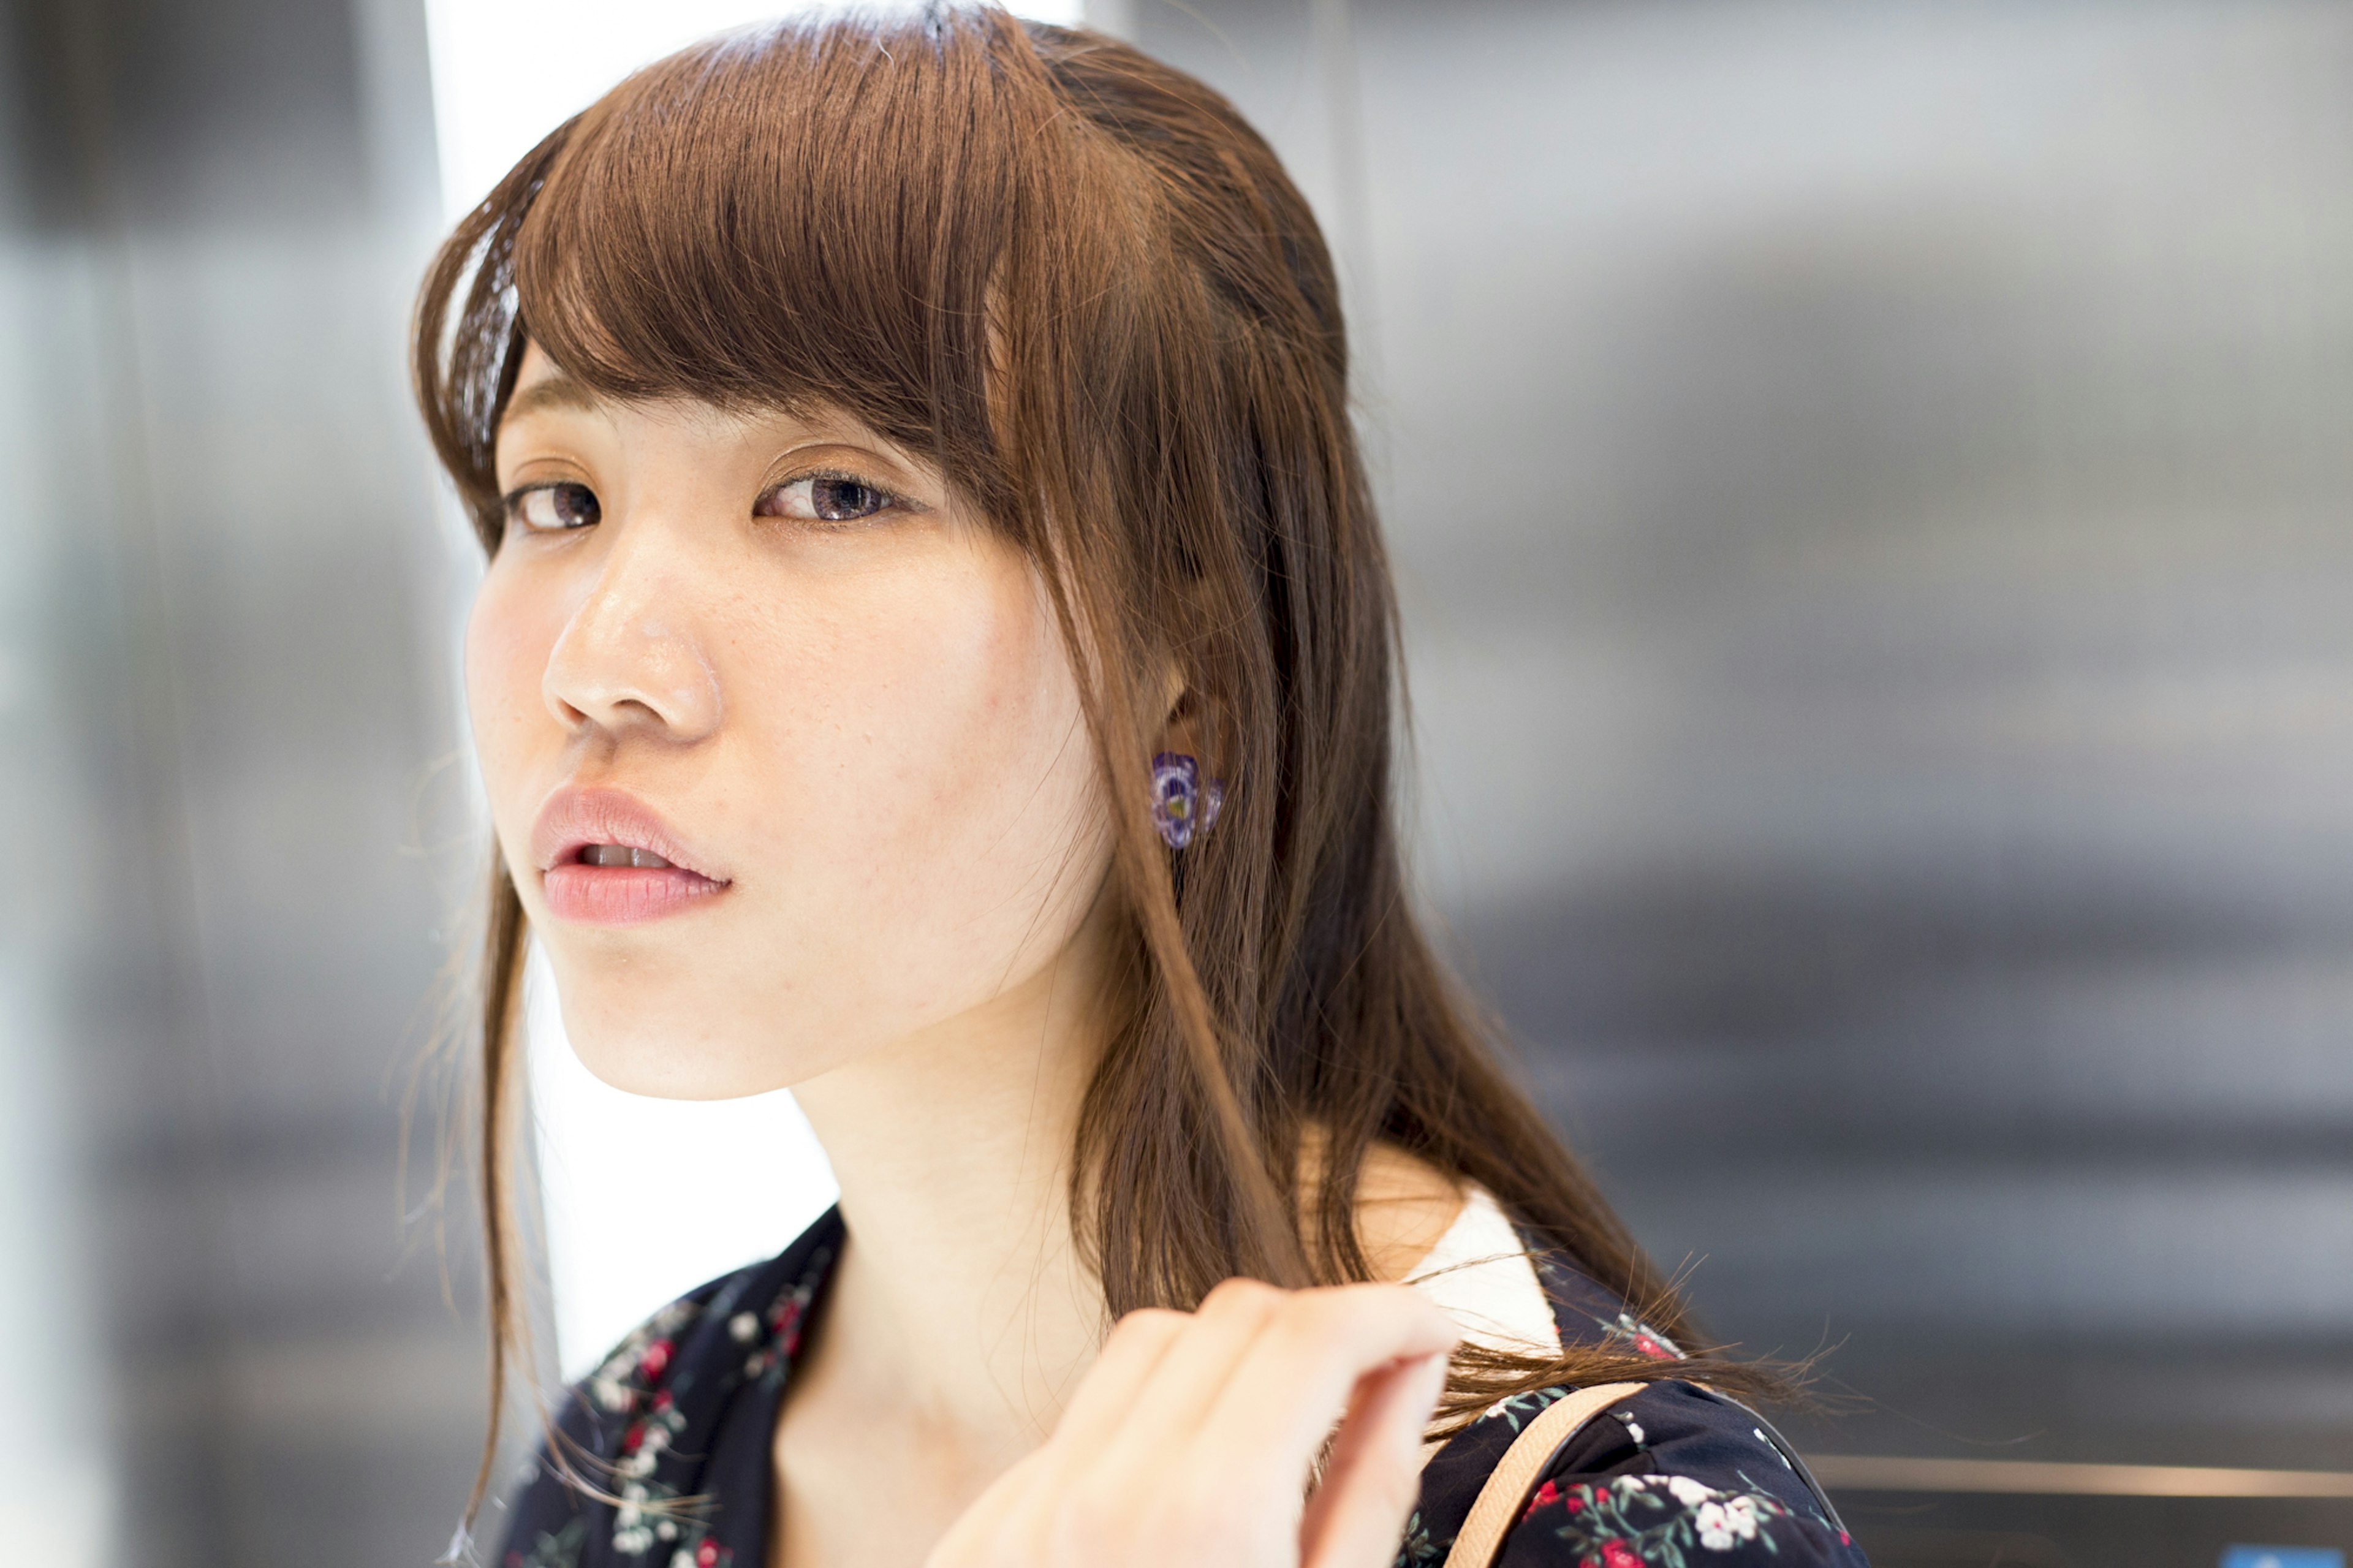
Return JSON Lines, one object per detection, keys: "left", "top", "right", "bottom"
{"left": 1136, "top": 2, "right": 2353, "bottom": 1564}
{"left": 0, "top": 1, "right": 484, "bottom": 1564}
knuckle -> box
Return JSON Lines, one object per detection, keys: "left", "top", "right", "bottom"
{"left": 1281, "top": 1284, "right": 1361, "bottom": 1333}
{"left": 1200, "top": 1276, "right": 1286, "bottom": 1319}
{"left": 1204, "top": 1275, "right": 1284, "bottom": 1308}
{"left": 1106, "top": 1306, "right": 1186, "bottom": 1346}
{"left": 1272, "top": 1282, "right": 1449, "bottom": 1363}
{"left": 1325, "top": 1280, "right": 1443, "bottom": 1331}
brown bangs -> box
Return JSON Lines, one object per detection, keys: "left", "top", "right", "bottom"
{"left": 418, "top": 4, "right": 1150, "bottom": 553}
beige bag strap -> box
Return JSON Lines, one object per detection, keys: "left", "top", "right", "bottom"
{"left": 1438, "top": 1382, "right": 1646, "bottom": 1568}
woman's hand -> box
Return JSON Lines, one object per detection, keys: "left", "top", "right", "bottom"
{"left": 926, "top": 1278, "right": 1459, "bottom": 1568}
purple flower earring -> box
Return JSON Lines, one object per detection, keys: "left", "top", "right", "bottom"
{"left": 1150, "top": 752, "right": 1224, "bottom": 850}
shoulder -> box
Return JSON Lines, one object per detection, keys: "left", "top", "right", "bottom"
{"left": 1406, "top": 1381, "right": 1866, "bottom": 1568}
{"left": 1499, "top": 1380, "right": 1865, "bottom": 1567}
{"left": 1400, "top": 1238, "right": 1868, "bottom": 1568}
{"left": 498, "top": 1208, "right": 845, "bottom": 1568}
{"left": 1526, "top": 1245, "right": 1686, "bottom": 1363}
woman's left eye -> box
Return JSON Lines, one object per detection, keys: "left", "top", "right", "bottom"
{"left": 755, "top": 475, "right": 895, "bottom": 525}
{"left": 504, "top": 481, "right": 602, "bottom": 532}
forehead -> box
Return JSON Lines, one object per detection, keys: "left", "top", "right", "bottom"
{"left": 501, "top": 343, "right": 599, "bottom": 424}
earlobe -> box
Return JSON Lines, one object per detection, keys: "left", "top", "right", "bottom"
{"left": 1149, "top": 658, "right": 1230, "bottom": 830}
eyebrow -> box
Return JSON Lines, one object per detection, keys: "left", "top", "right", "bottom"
{"left": 500, "top": 373, "right": 604, "bottom": 425}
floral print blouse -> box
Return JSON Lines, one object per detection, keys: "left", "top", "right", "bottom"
{"left": 496, "top": 1208, "right": 1869, "bottom": 1568}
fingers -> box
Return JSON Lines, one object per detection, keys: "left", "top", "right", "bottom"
{"left": 1298, "top": 1350, "right": 1450, "bottom": 1568}
{"left": 926, "top": 1444, "right": 1050, "bottom": 1566}
{"left": 1047, "top": 1306, "right": 1189, "bottom": 1453}
{"left": 1093, "top": 1278, "right": 1287, "bottom": 1469}
{"left": 931, "top": 1278, "right": 1460, "bottom": 1568}
{"left": 1038, "top": 1279, "right": 1296, "bottom": 1550}
{"left": 1208, "top": 1282, "right": 1458, "bottom": 1469}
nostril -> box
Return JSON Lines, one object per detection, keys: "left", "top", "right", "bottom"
{"left": 540, "top": 578, "right": 723, "bottom": 742}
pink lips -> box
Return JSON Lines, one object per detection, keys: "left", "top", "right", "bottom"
{"left": 532, "top": 786, "right": 729, "bottom": 926}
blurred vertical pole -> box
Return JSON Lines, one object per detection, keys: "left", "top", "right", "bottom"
{"left": 1307, "top": 0, "right": 1379, "bottom": 388}
{"left": 0, "top": 1, "right": 486, "bottom": 1565}
{"left": 0, "top": 4, "right": 167, "bottom": 1562}
{"left": 55, "top": 2, "right": 247, "bottom": 1558}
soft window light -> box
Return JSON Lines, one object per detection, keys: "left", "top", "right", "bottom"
{"left": 425, "top": 0, "right": 1089, "bottom": 222}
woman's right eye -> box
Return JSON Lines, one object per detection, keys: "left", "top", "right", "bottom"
{"left": 506, "top": 482, "right": 602, "bottom": 532}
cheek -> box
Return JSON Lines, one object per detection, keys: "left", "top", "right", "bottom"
{"left": 748, "top": 549, "right": 1104, "bottom": 929}
{"left": 890, "top": 571, "right": 1087, "bottom": 846}
{"left": 464, "top": 558, "right": 563, "bottom": 809}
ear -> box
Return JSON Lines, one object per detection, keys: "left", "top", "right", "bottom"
{"left": 1153, "top": 651, "right": 1187, "bottom": 729}
{"left": 1151, "top": 650, "right": 1205, "bottom": 762}
{"left": 1151, "top": 576, "right": 1222, "bottom": 760}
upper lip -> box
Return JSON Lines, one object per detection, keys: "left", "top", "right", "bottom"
{"left": 531, "top": 786, "right": 727, "bottom": 881}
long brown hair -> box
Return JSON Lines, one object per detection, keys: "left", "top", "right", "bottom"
{"left": 414, "top": 2, "right": 1776, "bottom": 1520}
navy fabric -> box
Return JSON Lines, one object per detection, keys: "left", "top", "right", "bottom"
{"left": 496, "top": 1206, "right": 1868, "bottom": 1568}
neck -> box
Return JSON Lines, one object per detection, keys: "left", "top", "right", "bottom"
{"left": 788, "top": 896, "right": 1118, "bottom": 1454}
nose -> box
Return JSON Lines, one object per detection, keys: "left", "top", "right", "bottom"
{"left": 542, "top": 520, "right": 722, "bottom": 744}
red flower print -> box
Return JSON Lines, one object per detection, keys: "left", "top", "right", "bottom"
{"left": 1523, "top": 1480, "right": 1559, "bottom": 1521}
{"left": 695, "top": 1540, "right": 721, "bottom": 1567}
{"left": 621, "top": 1420, "right": 645, "bottom": 1455}
{"left": 1604, "top": 1312, "right": 1683, "bottom": 1361}
{"left": 1600, "top": 1542, "right": 1642, "bottom": 1568}
{"left": 653, "top": 1390, "right": 673, "bottom": 1412}
{"left": 640, "top": 1339, "right": 674, "bottom": 1380}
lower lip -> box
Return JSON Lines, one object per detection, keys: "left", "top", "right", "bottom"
{"left": 541, "top": 865, "right": 728, "bottom": 926}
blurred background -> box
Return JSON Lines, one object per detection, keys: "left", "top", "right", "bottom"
{"left": 2, "top": 1, "right": 2347, "bottom": 1566}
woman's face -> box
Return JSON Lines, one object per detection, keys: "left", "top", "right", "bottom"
{"left": 469, "top": 343, "right": 1114, "bottom": 1097}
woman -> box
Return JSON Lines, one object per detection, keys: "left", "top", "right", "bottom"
{"left": 413, "top": 9, "right": 1867, "bottom": 1566}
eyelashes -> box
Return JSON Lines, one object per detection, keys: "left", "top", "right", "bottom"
{"left": 499, "top": 469, "right": 913, "bottom": 536}
{"left": 503, "top": 480, "right": 602, "bottom": 532}
{"left": 753, "top": 472, "right": 903, "bottom": 526}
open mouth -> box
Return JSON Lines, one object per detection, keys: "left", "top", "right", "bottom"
{"left": 532, "top": 788, "right": 732, "bottom": 926}
{"left": 543, "top": 847, "right": 726, "bottom": 925}
{"left": 575, "top": 843, "right": 677, "bottom": 869}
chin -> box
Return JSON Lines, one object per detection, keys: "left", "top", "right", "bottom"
{"left": 554, "top": 983, "right": 839, "bottom": 1102}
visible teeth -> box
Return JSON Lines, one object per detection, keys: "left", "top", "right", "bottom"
{"left": 581, "top": 844, "right": 673, "bottom": 869}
